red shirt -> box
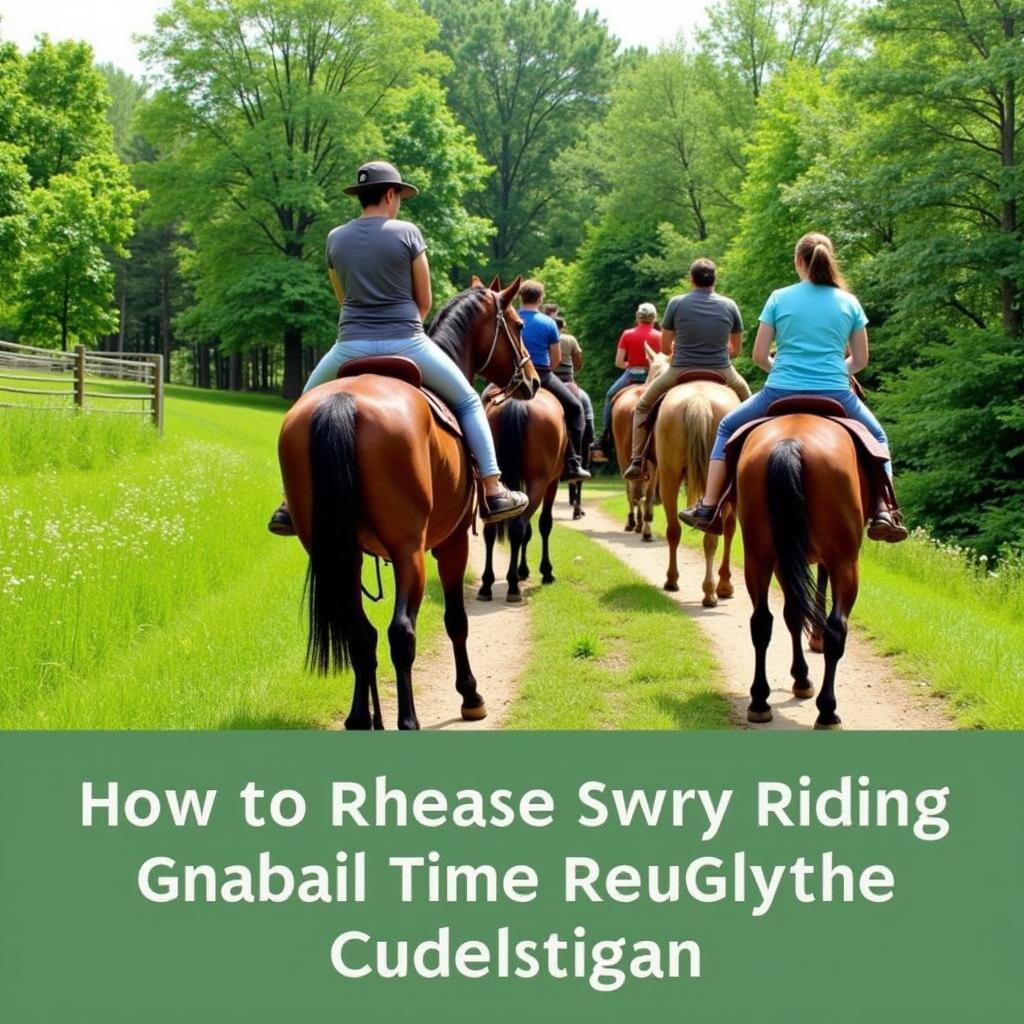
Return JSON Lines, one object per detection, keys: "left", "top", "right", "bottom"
{"left": 617, "top": 323, "right": 660, "bottom": 368}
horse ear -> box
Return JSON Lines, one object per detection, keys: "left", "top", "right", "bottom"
{"left": 488, "top": 275, "right": 501, "bottom": 291}
{"left": 470, "top": 275, "right": 483, "bottom": 288}
{"left": 498, "top": 275, "right": 522, "bottom": 308}
{"left": 644, "top": 342, "right": 658, "bottom": 361}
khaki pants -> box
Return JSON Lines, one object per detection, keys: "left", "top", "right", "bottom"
{"left": 631, "top": 363, "right": 751, "bottom": 459}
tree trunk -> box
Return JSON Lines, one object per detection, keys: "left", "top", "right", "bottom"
{"left": 198, "top": 343, "right": 211, "bottom": 389}
{"left": 282, "top": 326, "right": 304, "bottom": 399}
{"left": 1001, "top": 21, "right": 1020, "bottom": 337}
{"left": 229, "top": 352, "right": 243, "bottom": 391}
{"left": 160, "top": 266, "right": 172, "bottom": 382}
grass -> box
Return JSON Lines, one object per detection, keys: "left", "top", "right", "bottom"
{"left": 596, "top": 482, "right": 1024, "bottom": 729}
{"left": 1, "top": 384, "right": 445, "bottom": 728}
{"left": 505, "top": 524, "right": 731, "bottom": 730}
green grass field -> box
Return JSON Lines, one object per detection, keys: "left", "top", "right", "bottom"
{"left": 0, "top": 386, "right": 448, "bottom": 729}
{"left": 599, "top": 484, "right": 1024, "bottom": 729}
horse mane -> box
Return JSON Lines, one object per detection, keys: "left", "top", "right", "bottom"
{"left": 427, "top": 287, "right": 490, "bottom": 362}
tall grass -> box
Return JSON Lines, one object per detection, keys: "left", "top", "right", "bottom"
{"left": 1, "top": 386, "right": 444, "bottom": 728}
{"left": 598, "top": 484, "right": 1024, "bottom": 729}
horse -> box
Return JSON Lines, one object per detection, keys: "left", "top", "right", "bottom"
{"left": 611, "top": 352, "right": 660, "bottom": 542}
{"left": 277, "top": 279, "right": 539, "bottom": 730}
{"left": 647, "top": 353, "right": 739, "bottom": 606}
{"left": 735, "top": 414, "right": 870, "bottom": 729}
{"left": 567, "top": 386, "right": 593, "bottom": 520}
{"left": 477, "top": 386, "right": 567, "bottom": 602}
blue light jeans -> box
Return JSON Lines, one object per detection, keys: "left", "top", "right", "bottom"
{"left": 710, "top": 386, "right": 892, "bottom": 477}
{"left": 601, "top": 367, "right": 647, "bottom": 431}
{"left": 304, "top": 335, "right": 500, "bottom": 478}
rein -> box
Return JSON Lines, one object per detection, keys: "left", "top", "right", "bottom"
{"left": 478, "top": 305, "right": 531, "bottom": 399}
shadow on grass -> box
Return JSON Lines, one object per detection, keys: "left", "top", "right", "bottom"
{"left": 219, "top": 711, "right": 326, "bottom": 730}
{"left": 647, "top": 691, "right": 732, "bottom": 730}
{"left": 602, "top": 582, "right": 670, "bottom": 612}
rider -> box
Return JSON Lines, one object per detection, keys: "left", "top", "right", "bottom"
{"left": 593, "top": 303, "right": 659, "bottom": 460}
{"left": 553, "top": 315, "right": 594, "bottom": 440}
{"left": 519, "top": 280, "right": 590, "bottom": 482}
{"left": 679, "top": 233, "right": 909, "bottom": 543}
{"left": 268, "top": 161, "right": 528, "bottom": 534}
{"left": 622, "top": 258, "right": 751, "bottom": 480}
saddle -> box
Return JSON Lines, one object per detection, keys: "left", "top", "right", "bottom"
{"left": 718, "top": 394, "right": 894, "bottom": 512}
{"left": 337, "top": 356, "right": 462, "bottom": 440}
{"left": 637, "top": 369, "right": 730, "bottom": 468}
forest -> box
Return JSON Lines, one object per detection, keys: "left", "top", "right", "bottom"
{"left": 0, "top": 0, "right": 1021, "bottom": 555}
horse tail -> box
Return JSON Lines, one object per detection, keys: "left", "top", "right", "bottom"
{"left": 306, "top": 390, "right": 359, "bottom": 674}
{"left": 493, "top": 398, "right": 530, "bottom": 542}
{"left": 765, "top": 438, "right": 826, "bottom": 636}
{"left": 681, "top": 392, "right": 714, "bottom": 505}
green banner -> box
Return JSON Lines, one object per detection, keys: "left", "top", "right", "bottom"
{"left": 1, "top": 733, "right": 1019, "bottom": 1021}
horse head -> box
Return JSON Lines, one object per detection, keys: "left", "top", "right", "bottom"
{"left": 475, "top": 276, "right": 538, "bottom": 400}
{"left": 645, "top": 346, "right": 669, "bottom": 384}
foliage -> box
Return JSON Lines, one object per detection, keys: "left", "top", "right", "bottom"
{"left": 425, "top": 0, "right": 617, "bottom": 277}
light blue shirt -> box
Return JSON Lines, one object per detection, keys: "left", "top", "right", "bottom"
{"left": 759, "top": 281, "right": 868, "bottom": 392}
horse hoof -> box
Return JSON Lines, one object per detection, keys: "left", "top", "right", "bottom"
{"left": 624, "top": 522, "right": 635, "bottom": 532}
{"left": 344, "top": 717, "right": 372, "bottom": 731}
{"left": 642, "top": 534, "right": 654, "bottom": 543}
{"left": 506, "top": 592, "right": 523, "bottom": 604}
{"left": 792, "top": 682, "right": 815, "bottom": 699}
{"left": 663, "top": 581, "right": 679, "bottom": 592}
{"left": 542, "top": 576, "right": 555, "bottom": 585}
{"left": 814, "top": 718, "right": 843, "bottom": 731}
{"left": 477, "top": 591, "right": 492, "bottom": 602}
{"left": 702, "top": 594, "right": 718, "bottom": 608}
{"left": 747, "top": 708, "right": 773, "bottom": 724}
{"left": 461, "top": 703, "right": 488, "bottom": 722}
{"left": 808, "top": 634, "right": 824, "bottom": 654}
{"left": 398, "top": 718, "right": 420, "bottom": 731}
{"left": 716, "top": 585, "right": 734, "bottom": 599}
{"left": 518, "top": 568, "right": 530, "bottom": 581}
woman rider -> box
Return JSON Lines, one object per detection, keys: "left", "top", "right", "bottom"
{"left": 679, "top": 232, "right": 908, "bottom": 543}
{"left": 269, "top": 161, "right": 528, "bottom": 534}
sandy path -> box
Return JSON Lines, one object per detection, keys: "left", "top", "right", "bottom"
{"left": 561, "top": 495, "right": 952, "bottom": 730}
{"left": 333, "top": 535, "right": 530, "bottom": 731}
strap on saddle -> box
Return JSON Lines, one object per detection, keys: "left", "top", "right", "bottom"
{"left": 676, "top": 369, "right": 727, "bottom": 386}
{"left": 338, "top": 355, "right": 422, "bottom": 389}
{"left": 766, "top": 395, "right": 847, "bottom": 418}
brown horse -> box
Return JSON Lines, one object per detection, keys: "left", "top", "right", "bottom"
{"left": 611, "top": 359, "right": 659, "bottom": 541}
{"left": 736, "top": 415, "right": 869, "bottom": 729}
{"left": 648, "top": 354, "right": 740, "bottom": 605}
{"left": 277, "top": 280, "right": 539, "bottom": 730}
{"left": 477, "top": 387, "right": 567, "bottom": 602}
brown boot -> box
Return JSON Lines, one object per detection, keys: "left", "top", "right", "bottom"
{"left": 868, "top": 507, "right": 909, "bottom": 543}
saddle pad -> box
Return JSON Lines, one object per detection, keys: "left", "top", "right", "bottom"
{"left": 337, "top": 357, "right": 461, "bottom": 440}
{"left": 676, "top": 369, "right": 727, "bottom": 386}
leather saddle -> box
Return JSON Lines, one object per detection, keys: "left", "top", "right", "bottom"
{"left": 637, "top": 369, "right": 730, "bottom": 467}
{"left": 337, "top": 356, "right": 462, "bottom": 440}
{"left": 718, "top": 393, "right": 893, "bottom": 510}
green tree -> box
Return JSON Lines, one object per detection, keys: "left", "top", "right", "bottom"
{"left": 424, "top": 0, "right": 617, "bottom": 278}
{"left": 140, "top": 0, "right": 473, "bottom": 397}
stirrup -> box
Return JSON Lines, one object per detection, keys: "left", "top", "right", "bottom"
{"left": 623, "top": 457, "right": 645, "bottom": 481}
{"left": 268, "top": 503, "right": 295, "bottom": 536}
{"left": 867, "top": 507, "right": 908, "bottom": 543}
{"left": 679, "top": 502, "right": 723, "bottom": 536}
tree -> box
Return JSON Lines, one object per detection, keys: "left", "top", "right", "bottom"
{"left": 140, "top": 0, "right": 475, "bottom": 398}
{"left": 424, "top": 0, "right": 617, "bottom": 278}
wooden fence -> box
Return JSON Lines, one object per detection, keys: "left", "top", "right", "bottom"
{"left": 0, "top": 341, "right": 164, "bottom": 433}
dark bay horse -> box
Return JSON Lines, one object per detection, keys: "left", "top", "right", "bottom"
{"left": 277, "top": 280, "right": 539, "bottom": 730}
{"left": 478, "top": 387, "right": 567, "bottom": 602}
{"left": 736, "top": 415, "right": 869, "bottom": 730}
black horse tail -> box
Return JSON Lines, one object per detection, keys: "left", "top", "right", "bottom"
{"left": 765, "top": 439, "right": 827, "bottom": 636}
{"left": 306, "top": 391, "right": 359, "bottom": 674}
{"left": 493, "top": 398, "right": 530, "bottom": 542}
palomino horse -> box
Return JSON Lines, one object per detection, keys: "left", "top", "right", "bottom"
{"left": 736, "top": 413, "right": 870, "bottom": 729}
{"left": 278, "top": 280, "right": 539, "bottom": 730}
{"left": 647, "top": 353, "right": 739, "bottom": 605}
{"left": 477, "top": 387, "right": 567, "bottom": 602}
{"left": 611, "top": 352, "right": 660, "bottom": 541}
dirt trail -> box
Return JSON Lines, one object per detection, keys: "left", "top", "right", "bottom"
{"left": 561, "top": 496, "right": 952, "bottom": 730}
{"left": 333, "top": 536, "right": 529, "bottom": 731}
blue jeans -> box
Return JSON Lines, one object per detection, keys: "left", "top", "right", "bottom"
{"left": 304, "top": 335, "right": 500, "bottom": 478}
{"left": 602, "top": 368, "right": 647, "bottom": 431}
{"left": 710, "top": 386, "right": 892, "bottom": 476}
{"left": 578, "top": 387, "right": 594, "bottom": 428}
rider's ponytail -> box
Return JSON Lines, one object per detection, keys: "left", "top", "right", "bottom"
{"left": 796, "top": 232, "right": 847, "bottom": 289}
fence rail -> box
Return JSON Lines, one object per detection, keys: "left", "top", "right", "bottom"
{"left": 0, "top": 341, "right": 164, "bottom": 432}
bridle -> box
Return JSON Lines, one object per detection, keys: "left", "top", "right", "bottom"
{"left": 477, "top": 300, "right": 532, "bottom": 399}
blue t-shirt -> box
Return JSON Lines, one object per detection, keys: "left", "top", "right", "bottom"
{"left": 520, "top": 309, "right": 560, "bottom": 369}
{"left": 759, "top": 282, "right": 868, "bottom": 392}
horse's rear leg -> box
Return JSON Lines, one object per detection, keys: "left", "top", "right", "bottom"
{"left": 642, "top": 477, "right": 655, "bottom": 541}
{"left": 745, "top": 559, "right": 774, "bottom": 723}
{"left": 815, "top": 564, "right": 857, "bottom": 731}
{"left": 782, "top": 595, "right": 814, "bottom": 699}
{"left": 659, "top": 465, "right": 683, "bottom": 592}
{"left": 717, "top": 506, "right": 736, "bottom": 599}
{"left": 506, "top": 516, "right": 527, "bottom": 603}
{"left": 344, "top": 553, "right": 382, "bottom": 731}
{"left": 389, "top": 547, "right": 425, "bottom": 731}
{"left": 517, "top": 521, "right": 533, "bottom": 580}
{"left": 808, "top": 566, "right": 828, "bottom": 653}
{"left": 478, "top": 523, "right": 497, "bottom": 601}
{"left": 539, "top": 479, "right": 558, "bottom": 584}
{"left": 433, "top": 528, "right": 486, "bottom": 721}
{"left": 624, "top": 481, "right": 636, "bottom": 531}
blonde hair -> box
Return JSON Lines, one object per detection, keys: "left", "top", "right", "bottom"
{"left": 795, "top": 233, "right": 847, "bottom": 289}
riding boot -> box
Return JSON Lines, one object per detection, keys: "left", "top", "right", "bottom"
{"left": 565, "top": 453, "right": 591, "bottom": 483}
{"left": 590, "top": 430, "right": 610, "bottom": 464}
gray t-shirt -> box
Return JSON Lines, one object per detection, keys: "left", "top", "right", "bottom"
{"left": 662, "top": 289, "right": 743, "bottom": 368}
{"left": 325, "top": 216, "right": 427, "bottom": 342}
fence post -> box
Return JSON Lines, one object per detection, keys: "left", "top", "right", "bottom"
{"left": 150, "top": 353, "right": 164, "bottom": 434}
{"left": 74, "top": 345, "right": 85, "bottom": 411}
